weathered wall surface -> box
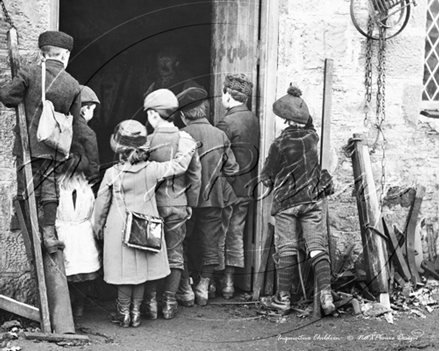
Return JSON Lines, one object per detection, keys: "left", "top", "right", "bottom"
{"left": 0, "top": 0, "right": 51, "bottom": 305}
{"left": 276, "top": 0, "right": 438, "bottom": 267}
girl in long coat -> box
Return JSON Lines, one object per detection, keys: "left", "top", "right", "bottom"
{"left": 93, "top": 120, "right": 194, "bottom": 327}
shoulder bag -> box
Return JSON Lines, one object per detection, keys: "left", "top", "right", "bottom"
{"left": 36, "top": 58, "right": 73, "bottom": 157}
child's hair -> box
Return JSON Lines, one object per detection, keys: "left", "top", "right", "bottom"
{"left": 118, "top": 148, "right": 150, "bottom": 165}
{"left": 154, "top": 108, "right": 176, "bottom": 123}
{"left": 223, "top": 86, "right": 248, "bottom": 104}
{"left": 183, "top": 101, "right": 207, "bottom": 120}
{"left": 40, "top": 45, "right": 69, "bottom": 58}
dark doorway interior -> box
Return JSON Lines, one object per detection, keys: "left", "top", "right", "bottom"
{"left": 60, "top": 0, "right": 212, "bottom": 167}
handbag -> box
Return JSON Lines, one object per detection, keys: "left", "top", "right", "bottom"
{"left": 123, "top": 211, "right": 164, "bottom": 253}
{"left": 36, "top": 59, "right": 73, "bottom": 157}
{"left": 117, "top": 180, "right": 164, "bottom": 253}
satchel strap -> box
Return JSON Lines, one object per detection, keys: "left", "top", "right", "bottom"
{"left": 41, "top": 58, "right": 46, "bottom": 102}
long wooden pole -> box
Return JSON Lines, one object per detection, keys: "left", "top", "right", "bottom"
{"left": 7, "top": 28, "right": 51, "bottom": 333}
{"left": 349, "top": 133, "right": 390, "bottom": 307}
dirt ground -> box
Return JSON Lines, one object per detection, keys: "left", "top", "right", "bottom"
{"left": 1, "top": 293, "right": 438, "bottom": 351}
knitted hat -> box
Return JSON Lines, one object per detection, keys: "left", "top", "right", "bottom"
{"left": 143, "top": 89, "right": 179, "bottom": 114}
{"left": 110, "top": 120, "right": 148, "bottom": 153}
{"left": 223, "top": 73, "right": 253, "bottom": 97}
{"left": 177, "top": 87, "right": 208, "bottom": 111}
{"left": 80, "top": 85, "right": 100, "bottom": 105}
{"left": 272, "top": 85, "right": 310, "bottom": 124}
{"left": 38, "top": 31, "right": 74, "bottom": 51}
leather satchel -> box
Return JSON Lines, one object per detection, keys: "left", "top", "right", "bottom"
{"left": 123, "top": 210, "right": 164, "bottom": 253}
{"left": 36, "top": 59, "right": 73, "bottom": 157}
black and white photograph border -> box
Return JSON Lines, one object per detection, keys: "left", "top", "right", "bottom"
{"left": 0, "top": 0, "right": 438, "bottom": 350}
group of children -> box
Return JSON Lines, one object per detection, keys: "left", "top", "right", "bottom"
{"left": 0, "top": 30, "right": 335, "bottom": 329}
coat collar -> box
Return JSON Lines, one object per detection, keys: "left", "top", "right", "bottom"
{"left": 225, "top": 104, "right": 249, "bottom": 117}
{"left": 45, "top": 59, "right": 65, "bottom": 70}
{"left": 185, "top": 117, "right": 211, "bottom": 126}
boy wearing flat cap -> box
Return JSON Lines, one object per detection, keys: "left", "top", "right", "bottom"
{"left": 0, "top": 30, "right": 81, "bottom": 254}
{"left": 216, "top": 73, "right": 259, "bottom": 299}
{"left": 260, "top": 86, "right": 335, "bottom": 316}
{"left": 177, "top": 87, "right": 239, "bottom": 306}
{"left": 142, "top": 89, "right": 201, "bottom": 320}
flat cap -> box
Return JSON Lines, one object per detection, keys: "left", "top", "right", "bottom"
{"left": 38, "top": 31, "right": 74, "bottom": 51}
{"left": 177, "top": 87, "right": 208, "bottom": 111}
{"left": 80, "top": 85, "right": 100, "bottom": 105}
{"left": 143, "top": 89, "right": 178, "bottom": 112}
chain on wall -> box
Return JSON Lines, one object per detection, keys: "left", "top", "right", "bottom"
{"left": 364, "top": 21, "right": 388, "bottom": 211}
{"left": 0, "top": 0, "right": 15, "bottom": 28}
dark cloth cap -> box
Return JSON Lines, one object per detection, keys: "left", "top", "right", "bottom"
{"left": 223, "top": 73, "right": 253, "bottom": 97}
{"left": 38, "top": 31, "right": 74, "bottom": 51}
{"left": 177, "top": 87, "right": 208, "bottom": 111}
{"left": 80, "top": 85, "right": 100, "bottom": 105}
{"left": 273, "top": 85, "right": 310, "bottom": 124}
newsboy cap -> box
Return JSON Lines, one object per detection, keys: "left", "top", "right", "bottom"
{"left": 223, "top": 73, "right": 253, "bottom": 97}
{"left": 272, "top": 85, "right": 310, "bottom": 124}
{"left": 38, "top": 31, "right": 74, "bottom": 51}
{"left": 143, "top": 89, "right": 178, "bottom": 113}
{"left": 177, "top": 87, "right": 208, "bottom": 111}
{"left": 80, "top": 85, "right": 100, "bottom": 105}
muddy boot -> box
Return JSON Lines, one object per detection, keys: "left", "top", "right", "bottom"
{"left": 162, "top": 291, "right": 178, "bottom": 320}
{"left": 175, "top": 278, "right": 194, "bottom": 307}
{"left": 320, "top": 289, "right": 335, "bottom": 315}
{"left": 112, "top": 298, "right": 131, "bottom": 327}
{"left": 194, "top": 277, "right": 210, "bottom": 306}
{"left": 42, "top": 226, "right": 64, "bottom": 254}
{"left": 131, "top": 299, "right": 142, "bottom": 327}
{"left": 141, "top": 292, "right": 157, "bottom": 320}
{"left": 221, "top": 273, "right": 235, "bottom": 299}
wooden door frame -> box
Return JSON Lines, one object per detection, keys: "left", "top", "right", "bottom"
{"left": 53, "top": 0, "right": 280, "bottom": 292}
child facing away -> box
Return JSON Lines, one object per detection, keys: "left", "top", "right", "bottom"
{"left": 56, "top": 86, "right": 101, "bottom": 318}
{"left": 260, "top": 85, "right": 335, "bottom": 316}
{"left": 142, "top": 89, "right": 201, "bottom": 320}
{"left": 93, "top": 120, "right": 196, "bottom": 328}
{"left": 0, "top": 30, "right": 81, "bottom": 254}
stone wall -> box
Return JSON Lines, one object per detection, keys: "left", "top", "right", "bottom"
{"left": 276, "top": 0, "right": 438, "bottom": 267}
{"left": 0, "top": 0, "right": 51, "bottom": 305}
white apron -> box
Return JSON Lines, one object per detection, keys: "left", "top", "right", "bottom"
{"left": 56, "top": 173, "right": 101, "bottom": 277}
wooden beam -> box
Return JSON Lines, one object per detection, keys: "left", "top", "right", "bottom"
{"left": 252, "top": 224, "right": 274, "bottom": 300}
{"left": 348, "top": 134, "right": 389, "bottom": 303}
{"left": 7, "top": 28, "right": 51, "bottom": 333}
{"left": 319, "top": 59, "right": 335, "bottom": 270}
{"left": 24, "top": 332, "right": 89, "bottom": 343}
{"left": 252, "top": 0, "right": 279, "bottom": 300}
{"left": 0, "top": 295, "right": 40, "bottom": 322}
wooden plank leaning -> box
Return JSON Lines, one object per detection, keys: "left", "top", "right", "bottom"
{"left": 7, "top": 27, "right": 51, "bottom": 333}
{"left": 347, "top": 133, "right": 390, "bottom": 308}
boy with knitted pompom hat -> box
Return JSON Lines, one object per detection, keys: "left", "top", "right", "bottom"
{"left": 0, "top": 30, "right": 81, "bottom": 254}
{"left": 260, "top": 85, "right": 335, "bottom": 316}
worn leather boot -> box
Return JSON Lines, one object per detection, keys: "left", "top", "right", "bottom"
{"left": 131, "top": 299, "right": 142, "bottom": 327}
{"left": 175, "top": 278, "right": 194, "bottom": 307}
{"left": 141, "top": 292, "right": 158, "bottom": 320}
{"left": 260, "top": 291, "right": 291, "bottom": 315}
{"left": 112, "top": 298, "right": 131, "bottom": 327}
{"left": 320, "top": 289, "right": 335, "bottom": 315}
{"left": 194, "top": 277, "right": 210, "bottom": 306}
{"left": 222, "top": 273, "right": 235, "bottom": 299}
{"left": 42, "top": 226, "right": 64, "bottom": 254}
{"left": 162, "top": 291, "right": 178, "bottom": 320}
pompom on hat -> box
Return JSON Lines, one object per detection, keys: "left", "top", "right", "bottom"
{"left": 80, "top": 85, "right": 100, "bottom": 105}
{"left": 110, "top": 120, "right": 149, "bottom": 153}
{"left": 38, "top": 31, "right": 74, "bottom": 51}
{"left": 223, "top": 73, "right": 253, "bottom": 97}
{"left": 143, "top": 89, "right": 178, "bottom": 113}
{"left": 176, "top": 87, "right": 208, "bottom": 111}
{"left": 272, "top": 85, "right": 310, "bottom": 124}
